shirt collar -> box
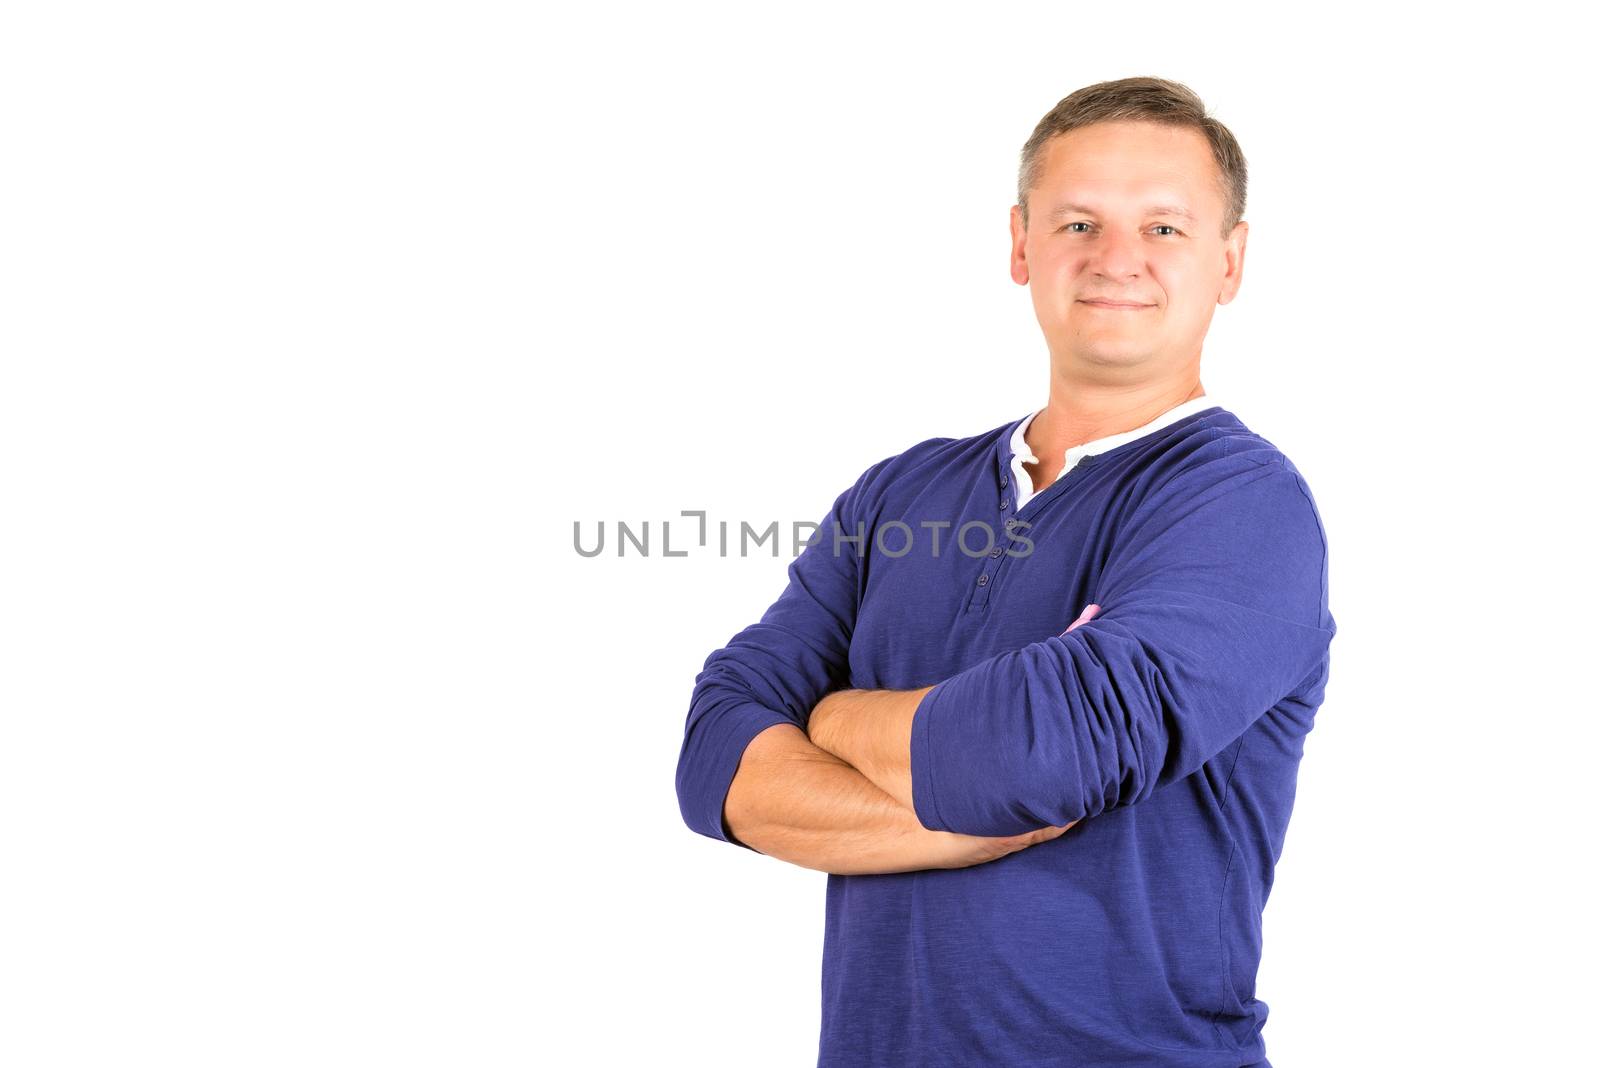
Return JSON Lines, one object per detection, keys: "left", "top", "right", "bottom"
{"left": 1008, "top": 394, "right": 1223, "bottom": 466}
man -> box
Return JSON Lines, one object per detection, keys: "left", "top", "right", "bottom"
{"left": 675, "top": 76, "right": 1336, "bottom": 1068}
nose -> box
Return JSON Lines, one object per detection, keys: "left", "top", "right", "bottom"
{"left": 1088, "top": 227, "right": 1142, "bottom": 282}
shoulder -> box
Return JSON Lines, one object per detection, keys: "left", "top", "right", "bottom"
{"left": 1140, "top": 407, "right": 1328, "bottom": 518}
{"left": 1118, "top": 408, "right": 1334, "bottom": 628}
{"left": 844, "top": 416, "right": 1015, "bottom": 511}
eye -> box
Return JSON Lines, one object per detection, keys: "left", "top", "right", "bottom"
{"left": 1057, "top": 221, "right": 1183, "bottom": 236}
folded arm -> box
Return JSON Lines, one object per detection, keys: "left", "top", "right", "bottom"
{"left": 812, "top": 462, "right": 1337, "bottom": 838}
{"left": 673, "top": 447, "right": 1081, "bottom": 870}
{"left": 805, "top": 686, "right": 926, "bottom": 811}
{"left": 805, "top": 605, "right": 1094, "bottom": 813}
{"left": 725, "top": 722, "right": 1075, "bottom": 875}
{"left": 675, "top": 461, "right": 876, "bottom": 851}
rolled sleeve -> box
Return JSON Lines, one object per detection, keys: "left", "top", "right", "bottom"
{"left": 674, "top": 455, "right": 897, "bottom": 848}
{"left": 909, "top": 461, "right": 1336, "bottom": 837}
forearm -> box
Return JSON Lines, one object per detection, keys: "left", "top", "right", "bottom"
{"left": 724, "top": 723, "right": 1010, "bottom": 875}
{"left": 805, "top": 687, "right": 930, "bottom": 813}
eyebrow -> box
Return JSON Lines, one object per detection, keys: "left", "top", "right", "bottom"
{"left": 1047, "top": 201, "right": 1197, "bottom": 223}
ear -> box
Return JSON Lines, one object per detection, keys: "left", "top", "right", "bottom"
{"left": 1217, "top": 220, "right": 1247, "bottom": 306}
{"left": 1010, "top": 204, "right": 1030, "bottom": 286}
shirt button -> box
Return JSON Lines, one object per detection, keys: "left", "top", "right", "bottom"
{"left": 976, "top": 574, "right": 989, "bottom": 587}
{"left": 1000, "top": 475, "right": 1009, "bottom": 488}
{"left": 999, "top": 499, "right": 1009, "bottom": 510}
{"left": 989, "top": 547, "right": 1002, "bottom": 558}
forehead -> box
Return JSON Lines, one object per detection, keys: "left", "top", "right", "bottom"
{"left": 1036, "top": 121, "right": 1222, "bottom": 215}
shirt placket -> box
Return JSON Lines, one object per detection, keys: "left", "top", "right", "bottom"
{"left": 966, "top": 450, "right": 1095, "bottom": 612}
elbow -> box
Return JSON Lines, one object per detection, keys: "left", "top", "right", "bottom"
{"left": 672, "top": 744, "right": 709, "bottom": 839}
{"left": 940, "top": 756, "right": 1110, "bottom": 837}
{"left": 675, "top": 688, "right": 798, "bottom": 845}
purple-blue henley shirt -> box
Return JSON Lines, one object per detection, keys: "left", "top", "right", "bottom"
{"left": 675, "top": 404, "right": 1337, "bottom": 1067}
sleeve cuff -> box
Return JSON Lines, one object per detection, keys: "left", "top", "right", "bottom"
{"left": 679, "top": 701, "right": 796, "bottom": 849}
{"left": 909, "top": 681, "right": 949, "bottom": 833}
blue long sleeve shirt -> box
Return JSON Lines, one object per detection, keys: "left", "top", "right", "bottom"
{"left": 675, "top": 404, "right": 1337, "bottom": 1068}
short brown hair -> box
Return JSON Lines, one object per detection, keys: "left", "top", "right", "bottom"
{"left": 1017, "top": 76, "right": 1247, "bottom": 238}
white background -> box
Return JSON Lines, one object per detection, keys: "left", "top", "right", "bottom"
{"left": 3, "top": 2, "right": 1595, "bottom": 1065}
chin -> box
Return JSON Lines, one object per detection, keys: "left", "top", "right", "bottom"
{"left": 1059, "top": 336, "right": 1155, "bottom": 368}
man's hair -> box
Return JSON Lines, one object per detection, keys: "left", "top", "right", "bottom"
{"left": 1016, "top": 76, "right": 1247, "bottom": 238}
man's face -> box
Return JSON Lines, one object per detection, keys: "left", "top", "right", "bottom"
{"left": 1009, "top": 120, "right": 1247, "bottom": 378}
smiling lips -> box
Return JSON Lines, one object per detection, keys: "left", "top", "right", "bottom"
{"left": 1079, "top": 299, "right": 1153, "bottom": 309}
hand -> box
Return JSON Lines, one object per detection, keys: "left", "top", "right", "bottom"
{"left": 914, "top": 819, "right": 1081, "bottom": 870}
{"left": 1064, "top": 602, "right": 1101, "bottom": 633}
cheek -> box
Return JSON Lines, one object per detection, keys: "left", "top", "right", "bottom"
{"left": 1149, "top": 273, "right": 1197, "bottom": 313}
{"left": 1047, "top": 257, "right": 1093, "bottom": 296}
{"left": 1152, "top": 257, "right": 1217, "bottom": 306}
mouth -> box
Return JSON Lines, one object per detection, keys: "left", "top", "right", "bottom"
{"left": 1078, "top": 300, "right": 1153, "bottom": 310}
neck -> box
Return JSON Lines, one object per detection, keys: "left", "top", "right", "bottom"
{"left": 1027, "top": 377, "right": 1206, "bottom": 459}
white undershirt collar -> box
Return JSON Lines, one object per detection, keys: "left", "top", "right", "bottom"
{"left": 1008, "top": 395, "right": 1221, "bottom": 511}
